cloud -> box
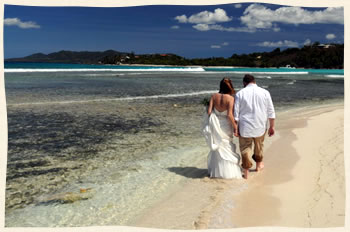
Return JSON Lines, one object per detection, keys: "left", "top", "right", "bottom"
{"left": 304, "top": 39, "right": 312, "bottom": 45}
{"left": 210, "top": 42, "right": 229, "bottom": 49}
{"left": 175, "top": 4, "right": 343, "bottom": 34}
{"left": 256, "top": 40, "right": 299, "bottom": 47}
{"left": 175, "top": 8, "right": 232, "bottom": 24}
{"left": 241, "top": 4, "right": 343, "bottom": 31}
{"left": 4, "top": 17, "right": 40, "bottom": 29}
{"left": 171, "top": 25, "right": 180, "bottom": 29}
{"left": 193, "top": 23, "right": 255, "bottom": 32}
{"left": 273, "top": 27, "right": 281, "bottom": 32}
{"left": 175, "top": 15, "right": 187, "bottom": 23}
{"left": 326, "top": 33, "right": 336, "bottom": 40}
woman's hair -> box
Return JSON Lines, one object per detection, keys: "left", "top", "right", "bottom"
{"left": 219, "top": 78, "right": 235, "bottom": 95}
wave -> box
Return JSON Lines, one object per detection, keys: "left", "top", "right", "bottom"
{"left": 4, "top": 67, "right": 206, "bottom": 73}
{"left": 83, "top": 73, "right": 126, "bottom": 76}
{"left": 325, "top": 75, "right": 344, "bottom": 78}
{"left": 202, "top": 71, "right": 308, "bottom": 75}
{"left": 83, "top": 73, "right": 147, "bottom": 76}
{"left": 8, "top": 90, "right": 218, "bottom": 106}
{"left": 256, "top": 76, "right": 272, "bottom": 79}
{"left": 287, "top": 80, "right": 296, "bottom": 85}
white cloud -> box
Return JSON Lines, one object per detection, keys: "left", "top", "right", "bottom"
{"left": 193, "top": 23, "right": 255, "bottom": 33}
{"left": 175, "top": 15, "right": 188, "bottom": 23}
{"left": 193, "top": 24, "right": 210, "bottom": 31}
{"left": 4, "top": 17, "right": 40, "bottom": 29}
{"left": 256, "top": 40, "right": 299, "bottom": 47}
{"left": 175, "top": 8, "right": 232, "bottom": 24}
{"left": 273, "top": 27, "right": 281, "bottom": 32}
{"left": 326, "top": 33, "right": 336, "bottom": 40}
{"left": 211, "top": 45, "right": 221, "bottom": 49}
{"left": 171, "top": 25, "right": 180, "bottom": 29}
{"left": 241, "top": 4, "right": 343, "bottom": 31}
{"left": 234, "top": 4, "right": 242, "bottom": 8}
{"left": 304, "top": 39, "right": 312, "bottom": 45}
{"left": 222, "top": 42, "right": 229, "bottom": 46}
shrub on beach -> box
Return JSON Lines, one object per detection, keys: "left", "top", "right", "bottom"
{"left": 201, "top": 97, "right": 210, "bottom": 106}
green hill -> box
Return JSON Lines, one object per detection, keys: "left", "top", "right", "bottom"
{"left": 5, "top": 42, "right": 343, "bottom": 69}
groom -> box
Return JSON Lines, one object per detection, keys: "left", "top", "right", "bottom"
{"left": 234, "top": 74, "right": 275, "bottom": 179}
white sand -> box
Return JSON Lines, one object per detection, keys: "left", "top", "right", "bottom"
{"left": 132, "top": 103, "right": 345, "bottom": 229}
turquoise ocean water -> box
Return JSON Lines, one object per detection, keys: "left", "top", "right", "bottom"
{"left": 5, "top": 61, "right": 344, "bottom": 75}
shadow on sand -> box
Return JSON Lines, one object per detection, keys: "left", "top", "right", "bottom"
{"left": 167, "top": 167, "right": 208, "bottom": 179}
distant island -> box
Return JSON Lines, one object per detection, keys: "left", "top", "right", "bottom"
{"left": 5, "top": 42, "right": 343, "bottom": 69}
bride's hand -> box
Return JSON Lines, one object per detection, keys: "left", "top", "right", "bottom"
{"left": 233, "top": 126, "right": 239, "bottom": 137}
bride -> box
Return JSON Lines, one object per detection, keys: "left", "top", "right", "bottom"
{"left": 202, "top": 78, "right": 242, "bottom": 179}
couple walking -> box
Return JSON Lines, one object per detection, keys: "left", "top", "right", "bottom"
{"left": 202, "top": 74, "right": 275, "bottom": 179}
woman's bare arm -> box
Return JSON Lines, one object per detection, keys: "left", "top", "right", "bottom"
{"left": 227, "top": 97, "right": 238, "bottom": 136}
{"left": 208, "top": 95, "right": 214, "bottom": 115}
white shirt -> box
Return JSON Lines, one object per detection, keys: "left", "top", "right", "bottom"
{"left": 234, "top": 83, "right": 275, "bottom": 137}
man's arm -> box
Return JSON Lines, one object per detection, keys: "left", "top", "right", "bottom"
{"left": 268, "top": 118, "right": 275, "bottom": 136}
{"left": 266, "top": 91, "right": 275, "bottom": 137}
{"left": 233, "top": 94, "right": 240, "bottom": 137}
{"left": 233, "top": 94, "right": 240, "bottom": 122}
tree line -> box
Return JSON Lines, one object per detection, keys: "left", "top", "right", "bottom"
{"left": 115, "top": 43, "right": 343, "bottom": 69}
{"left": 6, "top": 42, "right": 343, "bottom": 69}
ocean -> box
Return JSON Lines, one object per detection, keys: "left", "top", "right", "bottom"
{"left": 4, "top": 62, "right": 344, "bottom": 227}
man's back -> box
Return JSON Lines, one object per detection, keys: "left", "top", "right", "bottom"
{"left": 234, "top": 83, "right": 275, "bottom": 137}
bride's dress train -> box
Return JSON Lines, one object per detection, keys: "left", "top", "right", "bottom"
{"left": 202, "top": 109, "right": 242, "bottom": 179}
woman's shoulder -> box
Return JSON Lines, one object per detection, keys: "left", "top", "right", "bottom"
{"left": 211, "top": 92, "right": 221, "bottom": 99}
{"left": 211, "top": 93, "right": 234, "bottom": 101}
{"left": 224, "top": 94, "right": 234, "bottom": 100}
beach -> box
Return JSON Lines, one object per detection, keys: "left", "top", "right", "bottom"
{"left": 133, "top": 102, "right": 345, "bottom": 229}
{"left": 3, "top": 64, "right": 345, "bottom": 227}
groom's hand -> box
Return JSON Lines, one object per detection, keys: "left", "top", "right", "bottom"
{"left": 268, "top": 127, "right": 275, "bottom": 137}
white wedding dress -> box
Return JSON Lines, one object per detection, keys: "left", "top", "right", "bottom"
{"left": 202, "top": 108, "right": 242, "bottom": 179}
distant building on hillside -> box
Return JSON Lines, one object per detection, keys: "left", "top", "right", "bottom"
{"left": 317, "top": 44, "right": 334, "bottom": 49}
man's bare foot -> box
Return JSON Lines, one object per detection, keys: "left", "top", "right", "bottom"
{"left": 243, "top": 169, "right": 249, "bottom": 179}
{"left": 256, "top": 162, "right": 264, "bottom": 172}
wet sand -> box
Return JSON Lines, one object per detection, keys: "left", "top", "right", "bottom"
{"left": 133, "top": 103, "right": 345, "bottom": 229}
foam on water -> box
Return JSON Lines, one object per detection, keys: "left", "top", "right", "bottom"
{"left": 202, "top": 71, "right": 308, "bottom": 75}
{"left": 325, "top": 75, "right": 344, "bottom": 78}
{"left": 5, "top": 67, "right": 206, "bottom": 73}
{"left": 256, "top": 76, "right": 272, "bottom": 79}
{"left": 7, "top": 90, "right": 218, "bottom": 106}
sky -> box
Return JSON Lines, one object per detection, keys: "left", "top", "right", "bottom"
{"left": 3, "top": 3, "right": 344, "bottom": 59}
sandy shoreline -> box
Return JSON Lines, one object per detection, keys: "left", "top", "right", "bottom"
{"left": 132, "top": 102, "right": 345, "bottom": 229}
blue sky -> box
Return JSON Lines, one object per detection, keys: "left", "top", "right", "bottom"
{"left": 4, "top": 3, "right": 344, "bottom": 59}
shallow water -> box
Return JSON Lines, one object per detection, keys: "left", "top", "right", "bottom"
{"left": 4, "top": 69, "right": 344, "bottom": 226}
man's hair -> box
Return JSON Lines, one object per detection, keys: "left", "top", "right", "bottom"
{"left": 243, "top": 74, "right": 255, "bottom": 84}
